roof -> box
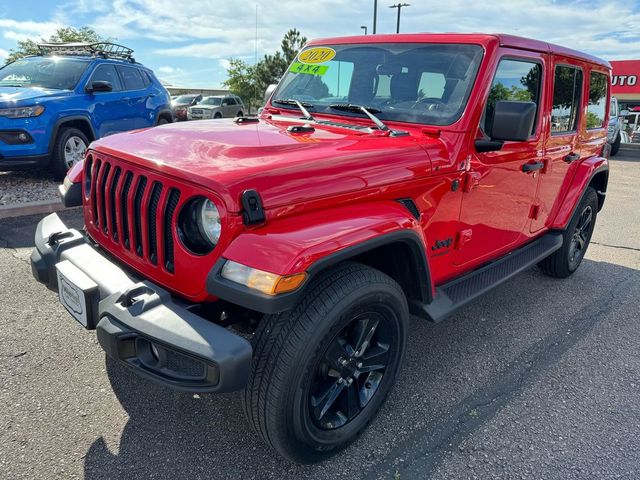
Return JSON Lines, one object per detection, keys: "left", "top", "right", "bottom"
{"left": 307, "top": 33, "right": 610, "bottom": 70}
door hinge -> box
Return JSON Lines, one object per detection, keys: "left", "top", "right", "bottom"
{"left": 464, "top": 171, "right": 481, "bottom": 193}
{"left": 455, "top": 228, "right": 473, "bottom": 249}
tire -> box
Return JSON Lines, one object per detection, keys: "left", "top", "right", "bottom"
{"left": 50, "top": 127, "right": 90, "bottom": 181}
{"left": 214, "top": 112, "right": 222, "bottom": 119}
{"left": 610, "top": 132, "right": 621, "bottom": 156}
{"left": 538, "top": 186, "right": 598, "bottom": 278}
{"left": 242, "top": 262, "right": 408, "bottom": 463}
{"left": 157, "top": 116, "right": 170, "bottom": 126}
{"left": 237, "top": 111, "right": 244, "bottom": 117}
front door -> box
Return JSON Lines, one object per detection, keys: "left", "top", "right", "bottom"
{"left": 456, "top": 54, "right": 546, "bottom": 266}
{"left": 86, "top": 64, "right": 130, "bottom": 137}
{"left": 531, "top": 60, "right": 585, "bottom": 232}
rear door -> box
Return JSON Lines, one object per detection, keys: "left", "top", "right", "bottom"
{"left": 116, "top": 65, "right": 153, "bottom": 129}
{"left": 222, "top": 97, "right": 236, "bottom": 117}
{"left": 530, "top": 60, "right": 584, "bottom": 232}
{"left": 455, "top": 53, "right": 546, "bottom": 266}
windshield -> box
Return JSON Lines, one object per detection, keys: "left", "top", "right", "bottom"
{"left": 0, "top": 57, "right": 90, "bottom": 90}
{"left": 199, "top": 97, "right": 222, "bottom": 106}
{"left": 174, "top": 95, "right": 197, "bottom": 104}
{"left": 272, "top": 43, "right": 484, "bottom": 126}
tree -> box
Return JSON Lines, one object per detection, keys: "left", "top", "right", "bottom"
{"left": 5, "top": 27, "right": 108, "bottom": 64}
{"left": 223, "top": 28, "right": 308, "bottom": 110}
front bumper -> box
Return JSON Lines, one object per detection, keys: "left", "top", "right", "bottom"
{"left": 30, "top": 213, "right": 252, "bottom": 393}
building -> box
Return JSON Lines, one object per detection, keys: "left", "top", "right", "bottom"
{"left": 611, "top": 60, "right": 640, "bottom": 111}
{"left": 165, "top": 86, "right": 230, "bottom": 97}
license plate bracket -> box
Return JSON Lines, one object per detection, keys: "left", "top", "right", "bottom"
{"left": 56, "top": 260, "right": 99, "bottom": 329}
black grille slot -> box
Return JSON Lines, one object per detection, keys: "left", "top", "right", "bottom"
{"left": 109, "top": 167, "right": 121, "bottom": 240}
{"left": 99, "top": 162, "right": 111, "bottom": 233}
{"left": 147, "top": 182, "right": 162, "bottom": 265}
{"left": 133, "top": 176, "right": 148, "bottom": 257}
{"left": 90, "top": 159, "right": 101, "bottom": 225}
{"left": 163, "top": 188, "right": 180, "bottom": 273}
{"left": 120, "top": 172, "right": 133, "bottom": 249}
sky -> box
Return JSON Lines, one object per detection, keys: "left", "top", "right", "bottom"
{"left": 0, "top": 0, "right": 639, "bottom": 88}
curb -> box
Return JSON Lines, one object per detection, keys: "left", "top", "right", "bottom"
{"left": 0, "top": 198, "right": 66, "bottom": 220}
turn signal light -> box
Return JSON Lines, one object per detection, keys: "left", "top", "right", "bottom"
{"left": 221, "top": 260, "right": 307, "bottom": 295}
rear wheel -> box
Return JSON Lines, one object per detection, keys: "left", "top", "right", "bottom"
{"left": 214, "top": 112, "right": 222, "bottom": 119}
{"left": 237, "top": 111, "right": 244, "bottom": 117}
{"left": 242, "top": 262, "right": 408, "bottom": 463}
{"left": 157, "top": 116, "right": 170, "bottom": 126}
{"left": 538, "top": 186, "right": 598, "bottom": 278}
{"left": 51, "top": 127, "right": 89, "bottom": 180}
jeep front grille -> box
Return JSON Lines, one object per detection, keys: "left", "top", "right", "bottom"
{"left": 85, "top": 155, "right": 181, "bottom": 274}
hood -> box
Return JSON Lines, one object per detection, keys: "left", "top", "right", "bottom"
{"left": 0, "top": 86, "right": 71, "bottom": 104}
{"left": 191, "top": 105, "right": 220, "bottom": 110}
{"left": 92, "top": 117, "right": 433, "bottom": 213}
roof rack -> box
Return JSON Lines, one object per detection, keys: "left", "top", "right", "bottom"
{"left": 37, "top": 42, "right": 135, "bottom": 62}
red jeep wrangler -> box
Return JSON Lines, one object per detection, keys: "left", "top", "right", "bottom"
{"left": 31, "top": 33, "right": 610, "bottom": 463}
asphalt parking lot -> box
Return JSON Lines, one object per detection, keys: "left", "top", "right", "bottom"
{"left": 1, "top": 146, "right": 639, "bottom": 480}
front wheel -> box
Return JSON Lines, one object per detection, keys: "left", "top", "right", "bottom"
{"left": 538, "top": 186, "right": 598, "bottom": 278}
{"left": 242, "top": 262, "right": 408, "bottom": 463}
{"left": 50, "top": 127, "right": 89, "bottom": 180}
{"left": 610, "top": 132, "right": 621, "bottom": 156}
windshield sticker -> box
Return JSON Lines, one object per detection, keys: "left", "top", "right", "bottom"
{"left": 297, "top": 47, "right": 336, "bottom": 64}
{"left": 290, "top": 62, "right": 329, "bottom": 76}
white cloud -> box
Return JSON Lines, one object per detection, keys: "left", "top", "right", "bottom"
{"left": 0, "top": 48, "right": 8, "bottom": 61}
{"left": 0, "top": 19, "right": 62, "bottom": 43}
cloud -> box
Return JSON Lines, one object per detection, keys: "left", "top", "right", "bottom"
{"left": 0, "top": 19, "right": 62, "bottom": 43}
{"left": 0, "top": 48, "right": 8, "bottom": 61}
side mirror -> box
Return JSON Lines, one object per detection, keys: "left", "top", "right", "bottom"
{"left": 264, "top": 84, "right": 277, "bottom": 104}
{"left": 620, "top": 109, "right": 630, "bottom": 117}
{"left": 86, "top": 81, "right": 112, "bottom": 93}
{"left": 475, "top": 101, "right": 536, "bottom": 153}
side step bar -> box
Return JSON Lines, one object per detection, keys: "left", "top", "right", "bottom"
{"left": 410, "top": 232, "right": 563, "bottom": 323}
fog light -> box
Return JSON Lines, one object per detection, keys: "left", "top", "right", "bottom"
{"left": 221, "top": 260, "right": 307, "bottom": 295}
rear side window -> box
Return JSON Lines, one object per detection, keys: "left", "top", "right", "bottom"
{"left": 587, "top": 71, "right": 608, "bottom": 129}
{"left": 483, "top": 59, "right": 542, "bottom": 136}
{"left": 226, "top": 97, "right": 237, "bottom": 105}
{"left": 90, "top": 64, "right": 122, "bottom": 91}
{"left": 117, "top": 66, "right": 145, "bottom": 90}
{"left": 551, "top": 66, "right": 583, "bottom": 133}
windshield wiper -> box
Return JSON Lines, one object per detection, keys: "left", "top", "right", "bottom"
{"left": 272, "top": 98, "right": 315, "bottom": 121}
{"left": 329, "top": 103, "right": 390, "bottom": 132}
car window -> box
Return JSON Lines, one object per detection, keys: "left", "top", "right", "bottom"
{"left": 0, "top": 57, "right": 89, "bottom": 90}
{"left": 273, "top": 43, "right": 483, "bottom": 126}
{"left": 89, "top": 64, "right": 122, "bottom": 92}
{"left": 117, "top": 66, "right": 145, "bottom": 91}
{"left": 551, "top": 65, "right": 583, "bottom": 134}
{"left": 482, "top": 59, "right": 542, "bottom": 136}
{"left": 226, "top": 97, "right": 237, "bottom": 105}
{"left": 140, "top": 69, "right": 152, "bottom": 87}
{"left": 587, "top": 71, "right": 608, "bottom": 129}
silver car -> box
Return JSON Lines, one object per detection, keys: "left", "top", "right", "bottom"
{"left": 187, "top": 95, "right": 245, "bottom": 120}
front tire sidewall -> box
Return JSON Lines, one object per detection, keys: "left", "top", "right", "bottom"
{"left": 51, "top": 127, "right": 89, "bottom": 180}
{"left": 292, "top": 293, "right": 405, "bottom": 451}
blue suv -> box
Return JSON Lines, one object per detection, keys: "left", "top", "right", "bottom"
{"left": 0, "top": 43, "right": 172, "bottom": 179}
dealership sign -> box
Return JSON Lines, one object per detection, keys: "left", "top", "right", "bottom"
{"left": 611, "top": 60, "right": 640, "bottom": 95}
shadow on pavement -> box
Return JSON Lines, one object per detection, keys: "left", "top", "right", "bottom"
{"left": 0, "top": 208, "right": 83, "bottom": 249}
{"left": 82, "top": 258, "right": 639, "bottom": 480}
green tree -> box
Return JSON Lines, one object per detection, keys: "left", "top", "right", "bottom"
{"left": 223, "top": 28, "right": 308, "bottom": 110}
{"left": 5, "top": 27, "right": 109, "bottom": 64}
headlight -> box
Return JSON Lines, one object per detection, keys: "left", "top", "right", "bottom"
{"left": 221, "top": 260, "right": 307, "bottom": 295}
{"left": 0, "top": 105, "right": 45, "bottom": 118}
{"left": 178, "top": 197, "right": 221, "bottom": 254}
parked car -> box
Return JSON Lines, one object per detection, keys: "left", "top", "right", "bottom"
{"left": 171, "top": 94, "right": 202, "bottom": 121}
{"left": 0, "top": 42, "right": 172, "bottom": 179}
{"left": 607, "top": 96, "right": 624, "bottom": 155}
{"left": 187, "top": 95, "right": 245, "bottom": 120}
{"left": 32, "top": 33, "right": 610, "bottom": 463}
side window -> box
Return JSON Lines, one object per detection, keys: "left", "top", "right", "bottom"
{"left": 117, "top": 66, "right": 145, "bottom": 91}
{"left": 90, "top": 64, "right": 122, "bottom": 91}
{"left": 483, "top": 59, "right": 542, "bottom": 136}
{"left": 551, "top": 66, "right": 583, "bottom": 133}
{"left": 140, "top": 69, "right": 152, "bottom": 87}
{"left": 226, "top": 97, "right": 237, "bottom": 105}
{"left": 587, "top": 71, "right": 608, "bottom": 129}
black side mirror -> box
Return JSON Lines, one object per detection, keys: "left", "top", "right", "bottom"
{"left": 86, "top": 81, "right": 112, "bottom": 94}
{"left": 475, "top": 100, "right": 536, "bottom": 152}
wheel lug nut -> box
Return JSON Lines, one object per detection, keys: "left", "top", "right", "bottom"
{"left": 338, "top": 357, "right": 348, "bottom": 366}
{"left": 357, "top": 362, "right": 363, "bottom": 369}
{"left": 346, "top": 378, "right": 353, "bottom": 386}
{"left": 338, "top": 378, "right": 344, "bottom": 384}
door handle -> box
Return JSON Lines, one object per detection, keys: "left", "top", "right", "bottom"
{"left": 564, "top": 152, "right": 580, "bottom": 163}
{"left": 522, "top": 161, "right": 544, "bottom": 173}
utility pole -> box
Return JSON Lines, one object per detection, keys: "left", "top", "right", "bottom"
{"left": 361, "top": 25, "right": 368, "bottom": 35}
{"left": 373, "top": 0, "right": 378, "bottom": 34}
{"left": 389, "top": 3, "right": 410, "bottom": 34}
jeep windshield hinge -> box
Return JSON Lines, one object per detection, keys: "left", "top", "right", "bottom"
{"left": 241, "top": 190, "right": 266, "bottom": 226}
